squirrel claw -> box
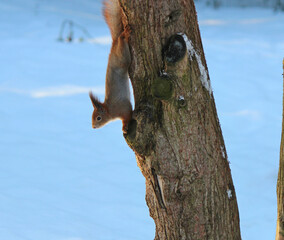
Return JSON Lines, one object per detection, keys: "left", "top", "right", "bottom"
{"left": 122, "top": 120, "right": 130, "bottom": 134}
{"left": 122, "top": 126, "right": 128, "bottom": 134}
{"left": 122, "top": 121, "right": 128, "bottom": 134}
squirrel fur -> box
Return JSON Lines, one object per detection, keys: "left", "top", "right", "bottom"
{"left": 89, "top": 0, "right": 132, "bottom": 133}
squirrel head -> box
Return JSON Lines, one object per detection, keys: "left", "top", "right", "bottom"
{"left": 89, "top": 92, "right": 111, "bottom": 129}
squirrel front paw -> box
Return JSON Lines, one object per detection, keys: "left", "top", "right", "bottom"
{"left": 122, "top": 123, "right": 128, "bottom": 134}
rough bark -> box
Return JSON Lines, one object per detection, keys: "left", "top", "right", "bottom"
{"left": 276, "top": 59, "right": 284, "bottom": 240}
{"left": 121, "top": 0, "right": 241, "bottom": 239}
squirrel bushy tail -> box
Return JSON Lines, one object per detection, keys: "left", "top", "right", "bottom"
{"left": 103, "top": 0, "right": 123, "bottom": 40}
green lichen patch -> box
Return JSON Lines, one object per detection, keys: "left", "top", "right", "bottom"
{"left": 152, "top": 77, "right": 173, "bottom": 100}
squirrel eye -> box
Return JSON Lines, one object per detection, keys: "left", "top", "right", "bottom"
{"left": 97, "top": 116, "right": 102, "bottom": 121}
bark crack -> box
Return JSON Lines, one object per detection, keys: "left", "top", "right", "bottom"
{"left": 151, "top": 168, "right": 167, "bottom": 209}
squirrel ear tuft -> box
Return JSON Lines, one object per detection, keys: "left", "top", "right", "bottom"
{"left": 89, "top": 92, "right": 102, "bottom": 110}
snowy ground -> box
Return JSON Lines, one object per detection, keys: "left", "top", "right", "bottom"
{"left": 0, "top": 0, "right": 283, "bottom": 239}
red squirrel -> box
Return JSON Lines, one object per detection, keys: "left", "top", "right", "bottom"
{"left": 89, "top": 0, "right": 132, "bottom": 133}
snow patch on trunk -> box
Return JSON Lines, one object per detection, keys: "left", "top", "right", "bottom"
{"left": 178, "top": 33, "right": 212, "bottom": 95}
{"left": 227, "top": 189, "right": 233, "bottom": 199}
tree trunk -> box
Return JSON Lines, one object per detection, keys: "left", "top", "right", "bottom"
{"left": 121, "top": 0, "right": 241, "bottom": 239}
{"left": 276, "top": 59, "right": 284, "bottom": 240}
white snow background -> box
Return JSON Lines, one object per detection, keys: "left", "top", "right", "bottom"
{"left": 0, "top": 0, "right": 283, "bottom": 239}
